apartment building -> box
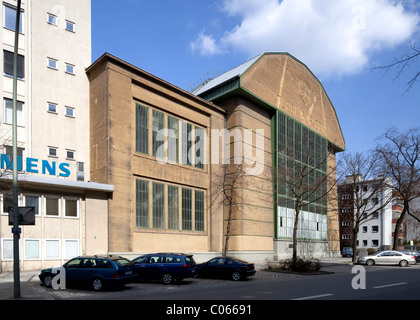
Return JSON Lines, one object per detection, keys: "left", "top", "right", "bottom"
{"left": 0, "top": 0, "right": 112, "bottom": 272}
{"left": 338, "top": 176, "right": 394, "bottom": 251}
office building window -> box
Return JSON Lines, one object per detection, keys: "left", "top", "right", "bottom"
{"left": 1, "top": 239, "right": 13, "bottom": 260}
{"left": 4, "top": 50, "right": 24, "bottom": 79}
{"left": 65, "top": 20, "right": 75, "bottom": 32}
{"left": 195, "top": 190, "right": 205, "bottom": 232}
{"left": 152, "top": 110, "right": 164, "bottom": 158}
{"left": 65, "top": 106, "right": 75, "bottom": 117}
{"left": 4, "top": 98, "right": 24, "bottom": 126}
{"left": 2, "top": 193, "right": 12, "bottom": 214}
{"left": 24, "top": 239, "right": 40, "bottom": 260}
{"left": 4, "top": 4, "right": 23, "bottom": 33}
{"left": 47, "top": 13, "right": 57, "bottom": 26}
{"left": 48, "top": 58, "right": 58, "bottom": 70}
{"left": 136, "top": 179, "right": 149, "bottom": 228}
{"left": 152, "top": 182, "right": 165, "bottom": 229}
{"left": 182, "top": 122, "right": 192, "bottom": 166}
{"left": 48, "top": 147, "right": 58, "bottom": 157}
{"left": 64, "top": 240, "right": 79, "bottom": 259}
{"left": 48, "top": 102, "right": 57, "bottom": 113}
{"left": 45, "top": 240, "right": 60, "bottom": 259}
{"left": 66, "top": 150, "right": 75, "bottom": 160}
{"left": 25, "top": 195, "right": 39, "bottom": 216}
{"left": 182, "top": 188, "right": 192, "bottom": 231}
{"left": 194, "top": 127, "right": 204, "bottom": 169}
{"left": 135, "top": 104, "right": 149, "bottom": 154}
{"left": 167, "top": 185, "right": 179, "bottom": 230}
{"left": 65, "top": 199, "right": 78, "bottom": 217}
{"left": 65, "top": 63, "right": 75, "bottom": 75}
{"left": 45, "top": 197, "right": 59, "bottom": 216}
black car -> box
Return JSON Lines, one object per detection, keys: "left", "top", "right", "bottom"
{"left": 399, "top": 250, "right": 420, "bottom": 263}
{"left": 39, "top": 255, "right": 136, "bottom": 291}
{"left": 197, "top": 257, "right": 256, "bottom": 281}
{"left": 132, "top": 253, "right": 197, "bottom": 284}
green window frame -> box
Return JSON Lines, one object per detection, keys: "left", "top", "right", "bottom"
{"left": 136, "top": 179, "right": 149, "bottom": 228}
{"left": 167, "top": 116, "right": 179, "bottom": 164}
{"left": 195, "top": 190, "right": 205, "bottom": 232}
{"left": 135, "top": 104, "right": 149, "bottom": 155}
{"left": 152, "top": 110, "right": 165, "bottom": 158}
{"left": 194, "top": 127, "right": 204, "bottom": 169}
{"left": 167, "top": 185, "right": 179, "bottom": 230}
{"left": 152, "top": 182, "right": 165, "bottom": 229}
{"left": 181, "top": 188, "right": 192, "bottom": 230}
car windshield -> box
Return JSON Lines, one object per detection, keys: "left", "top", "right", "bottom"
{"left": 185, "top": 256, "right": 196, "bottom": 265}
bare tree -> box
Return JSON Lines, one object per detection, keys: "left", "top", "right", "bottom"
{"left": 371, "top": 42, "right": 420, "bottom": 93}
{"left": 338, "top": 151, "right": 393, "bottom": 263}
{"left": 376, "top": 128, "right": 420, "bottom": 250}
{"left": 275, "top": 146, "right": 339, "bottom": 269}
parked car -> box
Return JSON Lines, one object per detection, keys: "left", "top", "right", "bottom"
{"left": 132, "top": 253, "right": 197, "bottom": 284}
{"left": 357, "top": 250, "right": 416, "bottom": 267}
{"left": 39, "top": 255, "right": 136, "bottom": 291}
{"left": 197, "top": 257, "right": 256, "bottom": 281}
{"left": 399, "top": 250, "right": 420, "bottom": 263}
{"left": 341, "top": 247, "right": 353, "bottom": 257}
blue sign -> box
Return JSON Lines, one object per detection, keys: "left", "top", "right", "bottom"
{"left": 1, "top": 154, "right": 71, "bottom": 177}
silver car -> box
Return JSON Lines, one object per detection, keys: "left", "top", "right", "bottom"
{"left": 358, "top": 250, "right": 417, "bottom": 267}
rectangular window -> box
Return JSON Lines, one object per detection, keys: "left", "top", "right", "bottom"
{"left": 167, "top": 116, "right": 179, "bottom": 163}
{"left": 4, "top": 4, "right": 23, "bottom": 33}
{"left": 4, "top": 98, "right": 23, "bottom": 126}
{"left": 1, "top": 239, "right": 13, "bottom": 260}
{"left": 64, "top": 240, "right": 79, "bottom": 259}
{"left": 195, "top": 190, "right": 205, "bottom": 231}
{"left": 4, "top": 50, "right": 24, "bottom": 79}
{"left": 5, "top": 145, "right": 24, "bottom": 166}
{"left": 182, "top": 188, "right": 192, "bottom": 230}
{"left": 66, "top": 150, "right": 75, "bottom": 160}
{"left": 152, "top": 182, "right": 165, "bottom": 229}
{"left": 45, "top": 197, "right": 59, "bottom": 216}
{"left": 45, "top": 239, "right": 60, "bottom": 259}
{"left": 136, "top": 179, "right": 149, "bottom": 228}
{"left": 65, "top": 63, "right": 75, "bottom": 75}
{"left": 195, "top": 127, "right": 205, "bottom": 169}
{"left": 167, "top": 185, "right": 179, "bottom": 230}
{"left": 135, "top": 104, "right": 149, "bottom": 154}
{"left": 47, "top": 13, "right": 57, "bottom": 25}
{"left": 65, "top": 20, "right": 75, "bottom": 32}
{"left": 25, "top": 196, "right": 39, "bottom": 216}
{"left": 24, "top": 239, "right": 40, "bottom": 260}
{"left": 65, "top": 199, "right": 78, "bottom": 217}
{"left": 65, "top": 106, "right": 75, "bottom": 117}
{"left": 48, "top": 147, "right": 58, "bottom": 157}
{"left": 152, "top": 110, "right": 164, "bottom": 158}
{"left": 2, "top": 193, "right": 12, "bottom": 214}
{"left": 48, "top": 58, "right": 58, "bottom": 70}
{"left": 182, "top": 122, "right": 192, "bottom": 166}
{"left": 47, "top": 102, "right": 57, "bottom": 113}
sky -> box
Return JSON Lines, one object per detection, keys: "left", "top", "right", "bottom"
{"left": 91, "top": 0, "right": 420, "bottom": 154}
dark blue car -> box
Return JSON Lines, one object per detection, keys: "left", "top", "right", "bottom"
{"left": 39, "top": 255, "right": 136, "bottom": 291}
{"left": 132, "top": 253, "right": 197, "bottom": 284}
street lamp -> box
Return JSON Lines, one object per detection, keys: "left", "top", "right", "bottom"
{"left": 12, "top": 0, "right": 22, "bottom": 299}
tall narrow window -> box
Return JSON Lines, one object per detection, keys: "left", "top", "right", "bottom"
{"left": 4, "top": 98, "right": 23, "bottom": 126}
{"left": 167, "top": 116, "right": 179, "bottom": 164}
{"left": 136, "top": 180, "right": 149, "bottom": 228}
{"left": 195, "top": 127, "right": 205, "bottom": 169}
{"left": 4, "top": 50, "right": 24, "bottom": 79}
{"left": 25, "top": 196, "right": 39, "bottom": 216}
{"left": 195, "top": 190, "right": 205, "bottom": 231}
{"left": 45, "top": 197, "right": 59, "bottom": 216}
{"left": 168, "top": 185, "right": 179, "bottom": 230}
{"left": 152, "top": 110, "right": 164, "bottom": 158}
{"left": 182, "top": 122, "right": 192, "bottom": 166}
{"left": 135, "top": 104, "right": 149, "bottom": 154}
{"left": 4, "top": 4, "right": 23, "bottom": 33}
{"left": 152, "top": 182, "right": 165, "bottom": 229}
{"left": 182, "top": 188, "right": 192, "bottom": 230}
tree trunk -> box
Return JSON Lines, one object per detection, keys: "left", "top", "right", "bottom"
{"left": 393, "top": 205, "right": 407, "bottom": 250}
{"left": 292, "top": 203, "right": 300, "bottom": 269}
{"left": 223, "top": 205, "right": 233, "bottom": 256}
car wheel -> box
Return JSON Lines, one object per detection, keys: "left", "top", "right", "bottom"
{"left": 366, "top": 259, "right": 375, "bottom": 266}
{"left": 400, "top": 260, "right": 408, "bottom": 267}
{"left": 231, "top": 271, "right": 242, "bottom": 281}
{"left": 162, "top": 273, "right": 174, "bottom": 285}
{"left": 43, "top": 274, "right": 53, "bottom": 288}
{"left": 92, "top": 278, "right": 104, "bottom": 291}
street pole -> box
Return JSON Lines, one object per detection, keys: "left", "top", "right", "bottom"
{"left": 12, "top": 0, "right": 22, "bottom": 299}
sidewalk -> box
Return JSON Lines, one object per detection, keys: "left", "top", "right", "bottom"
{"left": 0, "top": 271, "right": 53, "bottom": 300}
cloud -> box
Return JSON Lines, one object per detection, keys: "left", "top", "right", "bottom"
{"left": 190, "top": 30, "right": 224, "bottom": 56}
{"left": 192, "top": 0, "right": 420, "bottom": 79}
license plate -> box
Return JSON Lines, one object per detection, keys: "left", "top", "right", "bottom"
{"left": 125, "top": 271, "right": 132, "bottom": 275}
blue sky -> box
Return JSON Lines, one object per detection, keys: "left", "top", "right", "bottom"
{"left": 91, "top": 0, "right": 420, "bottom": 154}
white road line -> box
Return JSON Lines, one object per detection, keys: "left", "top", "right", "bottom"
{"left": 373, "top": 282, "right": 407, "bottom": 289}
{"left": 291, "top": 294, "right": 334, "bottom": 300}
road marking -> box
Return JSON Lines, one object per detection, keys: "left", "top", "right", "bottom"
{"left": 292, "top": 294, "right": 334, "bottom": 300}
{"left": 373, "top": 282, "right": 407, "bottom": 289}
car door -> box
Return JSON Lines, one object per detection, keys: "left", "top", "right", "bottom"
{"left": 147, "top": 255, "right": 164, "bottom": 280}
{"left": 63, "top": 258, "right": 83, "bottom": 286}
{"left": 204, "top": 258, "right": 227, "bottom": 278}
{"left": 133, "top": 255, "right": 151, "bottom": 280}
{"left": 375, "top": 252, "right": 391, "bottom": 264}
{"left": 79, "top": 258, "right": 97, "bottom": 284}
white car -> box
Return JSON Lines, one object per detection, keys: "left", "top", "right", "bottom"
{"left": 357, "top": 250, "right": 417, "bottom": 267}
